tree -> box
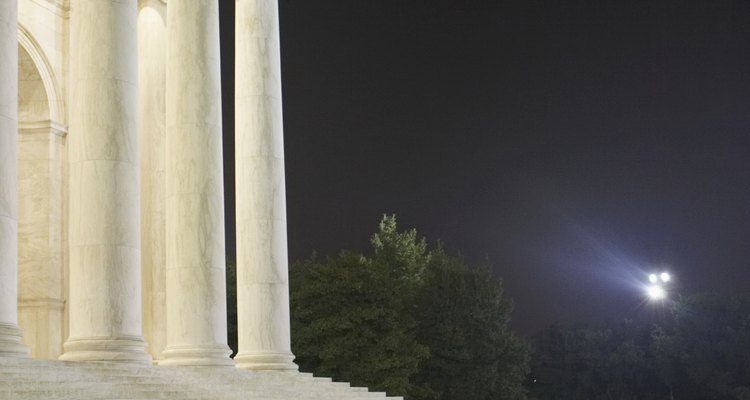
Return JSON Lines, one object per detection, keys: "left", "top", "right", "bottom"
{"left": 529, "top": 321, "right": 666, "bottom": 400}
{"left": 652, "top": 293, "right": 750, "bottom": 400}
{"left": 411, "top": 246, "right": 529, "bottom": 400}
{"left": 290, "top": 250, "right": 428, "bottom": 395}
{"left": 370, "top": 214, "right": 429, "bottom": 286}
{"left": 528, "top": 293, "right": 750, "bottom": 400}
{"left": 289, "top": 215, "right": 529, "bottom": 399}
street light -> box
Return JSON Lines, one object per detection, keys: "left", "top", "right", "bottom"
{"left": 647, "top": 285, "right": 666, "bottom": 300}
{"left": 646, "top": 271, "right": 672, "bottom": 301}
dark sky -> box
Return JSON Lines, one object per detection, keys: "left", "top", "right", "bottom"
{"left": 220, "top": 1, "right": 750, "bottom": 335}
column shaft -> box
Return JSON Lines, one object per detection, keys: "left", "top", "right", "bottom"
{"left": 61, "top": 0, "right": 150, "bottom": 363}
{"left": 235, "top": 0, "right": 297, "bottom": 371}
{"left": 161, "top": 0, "right": 233, "bottom": 367}
{"left": 0, "top": 0, "right": 29, "bottom": 357}
{"left": 138, "top": 3, "right": 167, "bottom": 362}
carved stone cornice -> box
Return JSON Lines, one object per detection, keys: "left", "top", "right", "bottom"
{"left": 29, "top": 0, "right": 70, "bottom": 18}
{"left": 18, "top": 120, "right": 68, "bottom": 138}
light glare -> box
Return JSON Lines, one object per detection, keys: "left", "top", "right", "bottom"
{"left": 647, "top": 285, "right": 666, "bottom": 300}
{"left": 660, "top": 272, "right": 671, "bottom": 282}
{"left": 648, "top": 274, "right": 658, "bottom": 283}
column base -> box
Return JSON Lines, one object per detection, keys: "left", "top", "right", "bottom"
{"left": 234, "top": 351, "right": 297, "bottom": 371}
{"left": 159, "top": 344, "right": 234, "bottom": 367}
{"left": 0, "top": 322, "right": 30, "bottom": 357}
{"left": 59, "top": 336, "right": 151, "bottom": 364}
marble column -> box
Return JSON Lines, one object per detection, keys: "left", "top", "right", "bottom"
{"left": 138, "top": 1, "right": 167, "bottom": 362}
{"left": 160, "top": 0, "right": 233, "bottom": 367}
{"left": 60, "top": 0, "right": 151, "bottom": 364}
{"left": 234, "top": 0, "right": 297, "bottom": 371}
{"left": 0, "top": 0, "right": 29, "bottom": 358}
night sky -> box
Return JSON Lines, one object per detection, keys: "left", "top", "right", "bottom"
{"left": 220, "top": 1, "right": 750, "bottom": 335}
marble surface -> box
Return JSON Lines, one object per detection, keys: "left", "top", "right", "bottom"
{"left": 14, "top": 0, "right": 70, "bottom": 360}
{"left": 0, "top": 356, "right": 404, "bottom": 400}
{"left": 18, "top": 128, "right": 65, "bottom": 359}
{"left": 0, "top": 0, "right": 29, "bottom": 358}
{"left": 161, "top": 0, "right": 232, "bottom": 367}
{"left": 18, "top": 0, "right": 68, "bottom": 125}
{"left": 137, "top": 3, "right": 167, "bottom": 362}
{"left": 62, "top": 0, "right": 150, "bottom": 364}
{"left": 234, "top": 0, "right": 297, "bottom": 371}
{"left": 1, "top": 0, "right": 19, "bottom": 324}
{"left": 6, "top": 0, "right": 307, "bottom": 368}
{"left": 17, "top": 46, "right": 49, "bottom": 123}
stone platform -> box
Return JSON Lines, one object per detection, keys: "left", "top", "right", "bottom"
{"left": 0, "top": 357, "right": 402, "bottom": 400}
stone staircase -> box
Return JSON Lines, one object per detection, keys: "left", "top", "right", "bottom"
{"left": 0, "top": 357, "right": 402, "bottom": 400}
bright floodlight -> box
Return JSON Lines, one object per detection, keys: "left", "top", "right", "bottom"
{"left": 648, "top": 274, "right": 658, "bottom": 283}
{"left": 647, "top": 285, "right": 666, "bottom": 300}
{"left": 660, "top": 272, "right": 671, "bottom": 283}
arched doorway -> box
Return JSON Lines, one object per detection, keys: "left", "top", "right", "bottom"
{"left": 17, "top": 28, "right": 67, "bottom": 360}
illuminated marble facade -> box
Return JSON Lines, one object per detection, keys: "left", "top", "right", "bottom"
{"left": 1, "top": 0, "right": 296, "bottom": 371}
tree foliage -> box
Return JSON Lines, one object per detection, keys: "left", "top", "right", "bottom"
{"left": 370, "top": 215, "right": 428, "bottom": 286}
{"left": 529, "top": 293, "right": 750, "bottom": 400}
{"left": 652, "top": 293, "right": 750, "bottom": 400}
{"left": 290, "top": 215, "right": 529, "bottom": 399}
{"left": 411, "top": 246, "right": 528, "bottom": 400}
{"left": 290, "top": 250, "right": 428, "bottom": 394}
{"left": 529, "top": 321, "right": 665, "bottom": 400}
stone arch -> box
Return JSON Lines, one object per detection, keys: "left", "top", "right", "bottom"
{"left": 16, "top": 23, "right": 67, "bottom": 359}
{"left": 18, "top": 43, "right": 48, "bottom": 122}
{"left": 138, "top": 0, "right": 167, "bottom": 16}
{"left": 17, "top": 23, "right": 64, "bottom": 128}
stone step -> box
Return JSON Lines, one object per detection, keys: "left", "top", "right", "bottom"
{"left": 4, "top": 389, "right": 389, "bottom": 400}
{"left": 3, "top": 389, "right": 381, "bottom": 400}
{"left": 2, "top": 378, "right": 380, "bottom": 400}
{"left": 0, "top": 357, "right": 400, "bottom": 400}
{"left": 2, "top": 380, "right": 367, "bottom": 398}
{"left": 0, "top": 381, "right": 394, "bottom": 398}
